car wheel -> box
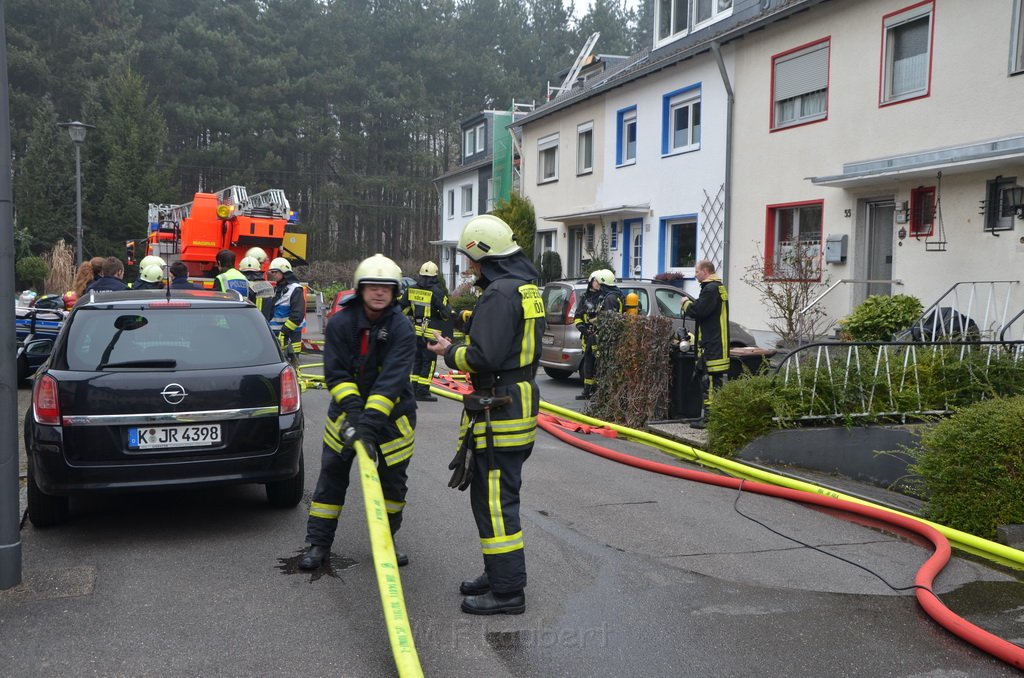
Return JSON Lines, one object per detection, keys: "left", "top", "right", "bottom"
{"left": 543, "top": 367, "right": 574, "bottom": 381}
{"left": 266, "top": 452, "right": 304, "bottom": 508}
{"left": 26, "top": 462, "right": 69, "bottom": 528}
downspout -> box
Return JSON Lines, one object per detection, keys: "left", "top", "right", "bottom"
{"left": 711, "top": 41, "right": 733, "bottom": 286}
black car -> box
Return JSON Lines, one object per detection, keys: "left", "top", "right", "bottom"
{"left": 24, "top": 289, "right": 305, "bottom": 527}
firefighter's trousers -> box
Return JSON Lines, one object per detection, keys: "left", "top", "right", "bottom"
{"left": 412, "top": 337, "right": 436, "bottom": 394}
{"left": 305, "top": 443, "right": 410, "bottom": 548}
{"left": 580, "top": 336, "right": 600, "bottom": 393}
{"left": 469, "top": 445, "right": 532, "bottom": 596}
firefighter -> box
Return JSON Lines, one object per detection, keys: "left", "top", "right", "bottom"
{"left": 401, "top": 260, "right": 450, "bottom": 401}
{"left": 573, "top": 268, "right": 624, "bottom": 400}
{"left": 239, "top": 255, "right": 273, "bottom": 321}
{"left": 681, "top": 259, "right": 730, "bottom": 429}
{"left": 213, "top": 249, "right": 248, "bottom": 298}
{"left": 131, "top": 264, "right": 165, "bottom": 290}
{"left": 427, "top": 214, "right": 544, "bottom": 616}
{"left": 131, "top": 255, "right": 166, "bottom": 289}
{"left": 267, "top": 257, "right": 306, "bottom": 366}
{"left": 298, "top": 254, "right": 417, "bottom": 571}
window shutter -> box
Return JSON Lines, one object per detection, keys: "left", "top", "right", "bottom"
{"left": 775, "top": 44, "right": 829, "bottom": 101}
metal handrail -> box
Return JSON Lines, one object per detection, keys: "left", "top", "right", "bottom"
{"left": 799, "top": 278, "right": 904, "bottom": 316}
{"left": 774, "top": 338, "right": 1024, "bottom": 421}
{"left": 895, "top": 281, "right": 1019, "bottom": 342}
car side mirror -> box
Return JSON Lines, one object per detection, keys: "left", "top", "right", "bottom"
{"left": 25, "top": 338, "right": 53, "bottom": 355}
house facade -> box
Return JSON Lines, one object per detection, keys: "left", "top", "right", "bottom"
{"left": 434, "top": 107, "right": 528, "bottom": 290}
{"left": 729, "top": 0, "right": 1024, "bottom": 340}
{"left": 507, "top": 0, "right": 1024, "bottom": 340}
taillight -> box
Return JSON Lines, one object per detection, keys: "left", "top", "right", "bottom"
{"left": 33, "top": 374, "right": 61, "bottom": 426}
{"left": 563, "top": 290, "right": 577, "bottom": 325}
{"left": 280, "top": 366, "right": 301, "bottom": 414}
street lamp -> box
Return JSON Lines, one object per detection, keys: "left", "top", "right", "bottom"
{"left": 58, "top": 120, "right": 95, "bottom": 265}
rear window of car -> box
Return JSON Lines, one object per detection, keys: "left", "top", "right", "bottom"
{"left": 653, "top": 288, "right": 685, "bottom": 319}
{"left": 63, "top": 306, "right": 281, "bottom": 371}
{"left": 542, "top": 284, "right": 578, "bottom": 325}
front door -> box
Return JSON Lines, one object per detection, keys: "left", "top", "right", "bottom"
{"left": 866, "top": 201, "right": 895, "bottom": 298}
{"left": 621, "top": 218, "right": 643, "bottom": 278}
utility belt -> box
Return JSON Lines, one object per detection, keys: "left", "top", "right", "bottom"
{"left": 471, "top": 365, "right": 537, "bottom": 390}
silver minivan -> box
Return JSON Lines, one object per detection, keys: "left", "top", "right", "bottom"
{"left": 539, "top": 278, "right": 756, "bottom": 380}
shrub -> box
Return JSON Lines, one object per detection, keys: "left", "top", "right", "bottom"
{"left": 537, "top": 250, "right": 562, "bottom": 284}
{"left": 706, "top": 375, "right": 797, "bottom": 457}
{"left": 16, "top": 256, "right": 49, "bottom": 291}
{"left": 838, "top": 294, "right": 922, "bottom": 341}
{"left": 909, "top": 396, "right": 1024, "bottom": 538}
{"left": 589, "top": 314, "right": 673, "bottom": 428}
{"left": 450, "top": 293, "right": 477, "bottom": 316}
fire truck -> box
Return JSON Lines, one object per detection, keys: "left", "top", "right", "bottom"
{"left": 127, "top": 185, "right": 307, "bottom": 279}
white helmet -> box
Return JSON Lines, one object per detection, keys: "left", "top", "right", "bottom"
{"left": 245, "top": 247, "right": 269, "bottom": 263}
{"left": 268, "top": 257, "right": 292, "bottom": 273}
{"left": 139, "top": 255, "right": 166, "bottom": 270}
{"left": 589, "top": 269, "right": 615, "bottom": 286}
{"left": 239, "top": 256, "right": 262, "bottom": 272}
{"left": 419, "top": 261, "right": 439, "bottom": 277}
{"left": 354, "top": 254, "right": 402, "bottom": 288}
{"left": 140, "top": 264, "right": 164, "bottom": 284}
{"left": 457, "top": 214, "right": 521, "bottom": 262}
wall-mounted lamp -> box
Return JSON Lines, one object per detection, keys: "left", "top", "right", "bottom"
{"left": 1005, "top": 185, "right": 1024, "bottom": 219}
{"left": 898, "top": 225, "right": 908, "bottom": 241}
{"left": 894, "top": 201, "right": 909, "bottom": 224}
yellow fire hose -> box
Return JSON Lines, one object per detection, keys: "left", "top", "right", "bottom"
{"left": 351, "top": 435, "right": 424, "bottom": 677}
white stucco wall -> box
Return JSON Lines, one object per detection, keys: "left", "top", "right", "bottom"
{"left": 729, "top": 0, "right": 1024, "bottom": 338}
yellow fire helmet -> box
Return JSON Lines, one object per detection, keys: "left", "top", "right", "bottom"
{"left": 239, "top": 256, "right": 262, "bottom": 272}
{"left": 139, "top": 255, "right": 166, "bottom": 270}
{"left": 268, "top": 257, "right": 292, "bottom": 273}
{"left": 245, "top": 247, "right": 269, "bottom": 263}
{"left": 354, "top": 253, "right": 403, "bottom": 288}
{"left": 419, "top": 261, "right": 439, "bottom": 277}
{"left": 457, "top": 214, "right": 521, "bottom": 262}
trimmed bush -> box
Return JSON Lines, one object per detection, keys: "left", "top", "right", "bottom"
{"left": 910, "top": 396, "right": 1024, "bottom": 538}
{"left": 590, "top": 313, "right": 673, "bottom": 428}
{"left": 706, "top": 375, "right": 797, "bottom": 457}
{"left": 838, "top": 294, "right": 922, "bottom": 341}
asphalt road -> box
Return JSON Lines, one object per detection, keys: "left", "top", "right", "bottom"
{"left": 3, "top": 369, "right": 1024, "bottom": 676}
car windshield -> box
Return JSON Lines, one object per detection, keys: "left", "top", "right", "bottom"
{"left": 64, "top": 306, "right": 281, "bottom": 371}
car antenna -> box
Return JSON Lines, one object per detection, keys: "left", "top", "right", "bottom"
{"left": 165, "top": 264, "right": 171, "bottom": 301}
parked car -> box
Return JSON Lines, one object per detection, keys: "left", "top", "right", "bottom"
{"left": 325, "top": 288, "right": 355, "bottom": 321}
{"left": 23, "top": 289, "right": 304, "bottom": 527}
{"left": 540, "top": 278, "right": 757, "bottom": 380}
{"left": 15, "top": 307, "right": 67, "bottom": 384}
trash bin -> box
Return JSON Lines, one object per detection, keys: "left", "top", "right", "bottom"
{"left": 669, "top": 349, "right": 703, "bottom": 420}
{"left": 728, "top": 347, "right": 776, "bottom": 379}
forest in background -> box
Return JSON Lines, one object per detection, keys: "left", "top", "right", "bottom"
{"left": 8, "top": 0, "right": 649, "bottom": 273}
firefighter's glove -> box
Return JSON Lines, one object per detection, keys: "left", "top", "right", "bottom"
{"left": 277, "top": 331, "right": 287, "bottom": 350}
{"left": 447, "top": 446, "right": 473, "bottom": 491}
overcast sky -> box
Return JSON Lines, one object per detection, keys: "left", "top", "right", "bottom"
{"left": 567, "top": 0, "right": 642, "bottom": 20}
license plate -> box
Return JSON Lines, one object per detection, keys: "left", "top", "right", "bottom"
{"left": 128, "top": 424, "right": 221, "bottom": 450}
{"left": 542, "top": 335, "right": 554, "bottom": 345}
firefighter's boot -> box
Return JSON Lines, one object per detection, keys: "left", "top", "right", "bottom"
{"left": 298, "top": 544, "right": 331, "bottom": 570}
{"left": 459, "top": 572, "right": 490, "bottom": 596}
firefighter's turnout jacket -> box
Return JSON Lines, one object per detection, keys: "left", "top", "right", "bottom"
{"left": 402, "top": 275, "right": 449, "bottom": 338}
{"left": 402, "top": 274, "right": 450, "bottom": 393}
{"left": 573, "top": 283, "right": 624, "bottom": 392}
{"left": 441, "top": 252, "right": 544, "bottom": 595}
{"left": 306, "top": 294, "right": 417, "bottom": 546}
{"left": 681, "top": 274, "right": 730, "bottom": 374}
{"left": 269, "top": 270, "right": 306, "bottom": 357}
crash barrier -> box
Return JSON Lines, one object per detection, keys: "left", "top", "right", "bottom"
{"left": 537, "top": 412, "right": 1024, "bottom": 671}
{"left": 426, "top": 378, "right": 1024, "bottom": 669}
{"left": 301, "top": 338, "right": 325, "bottom": 353}
{"left": 774, "top": 339, "right": 1024, "bottom": 421}
{"left": 351, "top": 434, "right": 424, "bottom": 678}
